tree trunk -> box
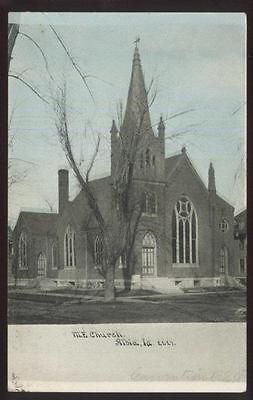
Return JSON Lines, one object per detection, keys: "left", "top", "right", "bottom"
{"left": 104, "top": 262, "right": 115, "bottom": 302}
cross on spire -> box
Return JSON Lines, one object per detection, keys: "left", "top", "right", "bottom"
{"left": 133, "top": 36, "right": 140, "bottom": 47}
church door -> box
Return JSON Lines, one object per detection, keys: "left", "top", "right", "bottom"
{"left": 142, "top": 232, "right": 157, "bottom": 276}
{"left": 38, "top": 253, "right": 47, "bottom": 277}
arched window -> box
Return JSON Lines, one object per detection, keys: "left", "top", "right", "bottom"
{"left": 18, "top": 232, "right": 28, "bottom": 270}
{"left": 143, "top": 192, "right": 157, "bottom": 215}
{"left": 38, "top": 253, "right": 47, "bottom": 276}
{"left": 51, "top": 243, "right": 58, "bottom": 270}
{"left": 220, "top": 248, "right": 225, "bottom": 273}
{"left": 64, "top": 225, "right": 76, "bottom": 267}
{"left": 172, "top": 196, "right": 198, "bottom": 264}
{"left": 142, "top": 232, "right": 157, "bottom": 275}
{"left": 145, "top": 148, "right": 150, "bottom": 166}
{"left": 152, "top": 155, "right": 156, "bottom": 167}
{"left": 94, "top": 236, "right": 103, "bottom": 266}
{"left": 220, "top": 247, "right": 228, "bottom": 274}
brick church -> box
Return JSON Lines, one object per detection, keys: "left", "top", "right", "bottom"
{"left": 12, "top": 44, "right": 243, "bottom": 290}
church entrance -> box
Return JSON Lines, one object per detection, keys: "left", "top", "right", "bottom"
{"left": 37, "top": 253, "right": 47, "bottom": 277}
{"left": 142, "top": 232, "right": 157, "bottom": 276}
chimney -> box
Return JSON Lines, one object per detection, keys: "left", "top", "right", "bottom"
{"left": 58, "top": 169, "right": 69, "bottom": 214}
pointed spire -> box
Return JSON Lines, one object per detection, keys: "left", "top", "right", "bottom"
{"left": 208, "top": 162, "right": 216, "bottom": 192}
{"left": 158, "top": 116, "right": 165, "bottom": 154}
{"left": 158, "top": 116, "right": 165, "bottom": 134}
{"left": 121, "top": 41, "right": 153, "bottom": 139}
{"left": 110, "top": 119, "right": 118, "bottom": 135}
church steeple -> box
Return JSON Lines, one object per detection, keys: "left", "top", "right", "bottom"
{"left": 121, "top": 40, "right": 153, "bottom": 138}
{"left": 208, "top": 162, "right": 216, "bottom": 193}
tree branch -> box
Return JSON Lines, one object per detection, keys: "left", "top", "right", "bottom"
{"left": 9, "top": 74, "right": 49, "bottom": 104}
{"left": 48, "top": 24, "right": 95, "bottom": 103}
{"left": 19, "top": 31, "right": 55, "bottom": 82}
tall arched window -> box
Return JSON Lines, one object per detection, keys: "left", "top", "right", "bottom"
{"left": 38, "top": 253, "right": 47, "bottom": 276}
{"left": 220, "top": 246, "right": 228, "bottom": 274}
{"left": 172, "top": 196, "right": 198, "bottom": 264}
{"left": 18, "top": 232, "right": 28, "bottom": 270}
{"left": 51, "top": 243, "right": 58, "bottom": 270}
{"left": 64, "top": 225, "right": 76, "bottom": 267}
{"left": 94, "top": 236, "right": 103, "bottom": 266}
{"left": 142, "top": 232, "right": 157, "bottom": 275}
{"left": 145, "top": 148, "right": 150, "bottom": 166}
{"left": 143, "top": 192, "right": 157, "bottom": 215}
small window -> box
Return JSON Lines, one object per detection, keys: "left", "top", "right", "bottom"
{"left": 143, "top": 192, "right": 157, "bottom": 215}
{"left": 219, "top": 218, "right": 229, "bottom": 233}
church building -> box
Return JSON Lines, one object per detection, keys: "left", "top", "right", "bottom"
{"left": 12, "top": 44, "right": 237, "bottom": 291}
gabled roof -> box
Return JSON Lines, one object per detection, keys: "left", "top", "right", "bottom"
{"left": 235, "top": 209, "right": 246, "bottom": 221}
{"left": 70, "top": 175, "right": 112, "bottom": 227}
{"left": 15, "top": 211, "right": 58, "bottom": 235}
{"left": 165, "top": 150, "right": 208, "bottom": 193}
{"left": 165, "top": 150, "right": 235, "bottom": 209}
{"left": 165, "top": 154, "right": 182, "bottom": 178}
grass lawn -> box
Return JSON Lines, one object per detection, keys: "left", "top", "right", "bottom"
{"left": 8, "top": 290, "right": 246, "bottom": 324}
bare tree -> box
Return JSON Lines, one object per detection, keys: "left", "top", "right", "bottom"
{"left": 53, "top": 76, "right": 157, "bottom": 300}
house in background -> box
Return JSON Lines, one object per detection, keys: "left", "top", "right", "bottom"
{"left": 12, "top": 45, "right": 241, "bottom": 291}
{"left": 234, "top": 209, "right": 247, "bottom": 285}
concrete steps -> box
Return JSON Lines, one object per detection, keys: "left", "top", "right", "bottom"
{"left": 141, "top": 278, "right": 184, "bottom": 295}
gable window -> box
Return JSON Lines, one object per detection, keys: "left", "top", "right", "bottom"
{"left": 94, "top": 236, "right": 104, "bottom": 266}
{"left": 142, "top": 232, "right": 156, "bottom": 275}
{"left": 172, "top": 196, "right": 198, "bottom": 264}
{"left": 51, "top": 243, "right": 58, "bottom": 270}
{"left": 219, "top": 218, "right": 229, "bottom": 233}
{"left": 18, "top": 232, "right": 28, "bottom": 270}
{"left": 143, "top": 192, "right": 157, "bottom": 215}
{"left": 64, "top": 225, "right": 76, "bottom": 267}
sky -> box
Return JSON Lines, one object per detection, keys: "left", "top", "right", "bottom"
{"left": 8, "top": 12, "right": 246, "bottom": 226}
